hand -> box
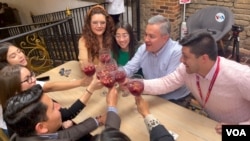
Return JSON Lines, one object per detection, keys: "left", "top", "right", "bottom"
{"left": 96, "top": 113, "right": 107, "bottom": 126}
{"left": 135, "top": 96, "right": 150, "bottom": 118}
{"left": 62, "top": 120, "right": 74, "bottom": 129}
{"left": 118, "top": 77, "right": 129, "bottom": 92}
{"left": 87, "top": 73, "right": 103, "bottom": 92}
{"left": 80, "top": 76, "right": 93, "bottom": 87}
{"left": 106, "top": 86, "right": 118, "bottom": 107}
{"left": 215, "top": 122, "right": 229, "bottom": 135}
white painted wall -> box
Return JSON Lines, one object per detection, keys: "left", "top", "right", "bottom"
{"left": 0, "top": 0, "right": 96, "bottom": 24}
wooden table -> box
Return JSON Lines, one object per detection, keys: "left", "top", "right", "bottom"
{"left": 38, "top": 61, "right": 221, "bottom": 141}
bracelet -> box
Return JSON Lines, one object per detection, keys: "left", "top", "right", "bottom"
{"left": 86, "top": 88, "right": 93, "bottom": 95}
{"left": 144, "top": 114, "right": 160, "bottom": 131}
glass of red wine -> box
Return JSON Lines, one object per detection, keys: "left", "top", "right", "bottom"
{"left": 100, "top": 59, "right": 118, "bottom": 87}
{"left": 99, "top": 72, "right": 116, "bottom": 88}
{"left": 96, "top": 67, "right": 109, "bottom": 80}
{"left": 82, "top": 62, "right": 96, "bottom": 77}
{"left": 97, "top": 59, "right": 118, "bottom": 96}
{"left": 115, "top": 67, "right": 126, "bottom": 83}
{"left": 114, "top": 67, "right": 129, "bottom": 97}
{"left": 104, "top": 58, "right": 118, "bottom": 72}
{"left": 99, "top": 48, "right": 111, "bottom": 64}
{"left": 126, "top": 74, "right": 144, "bottom": 97}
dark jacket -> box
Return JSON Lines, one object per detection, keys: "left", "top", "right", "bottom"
{"left": 10, "top": 118, "right": 96, "bottom": 141}
{"left": 59, "top": 99, "right": 85, "bottom": 121}
{"left": 10, "top": 112, "right": 120, "bottom": 141}
{"left": 150, "top": 125, "right": 175, "bottom": 141}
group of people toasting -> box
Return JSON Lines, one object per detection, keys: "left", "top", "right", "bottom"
{"left": 0, "top": 4, "right": 250, "bottom": 141}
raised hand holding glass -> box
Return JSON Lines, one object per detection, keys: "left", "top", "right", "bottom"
{"left": 126, "top": 74, "right": 144, "bottom": 96}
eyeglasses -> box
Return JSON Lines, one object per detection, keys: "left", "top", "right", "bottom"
{"left": 115, "top": 34, "right": 129, "bottom": 39}
{"left": 91, "top": 21, "right": 106, "bottom": 26}
{"left": 21, "top": 71, "right": 36, "bottom": 84}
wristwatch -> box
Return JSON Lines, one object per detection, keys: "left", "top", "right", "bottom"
{"left": 144, "top": 114, "right": 160, "bottom": 131}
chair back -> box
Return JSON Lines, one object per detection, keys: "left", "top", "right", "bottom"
{"left": 187, "top": 6, "right": 234, "bottom": 41}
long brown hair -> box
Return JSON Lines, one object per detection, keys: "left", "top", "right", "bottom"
{"left": 0, "top": 64, "right": 22, "bottom": 106}
{"left": 0, "top": 42, "right": 32, "bottom": 70}
{"left": 82, "top": 5, "right": 115, "bottom": 61}
{"left": 0, "top": 42, "right": 13, "bottom": 70}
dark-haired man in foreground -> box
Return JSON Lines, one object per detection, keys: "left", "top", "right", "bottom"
{"left": 3, "top": 84, "right": 112, "bottom": 141}
{"left": 4, "top": 84, "right": 175, "bottom": 141}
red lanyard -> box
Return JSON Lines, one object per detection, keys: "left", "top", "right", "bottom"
{"left": 196, "top": 57, "right": 220, "bottom": 108}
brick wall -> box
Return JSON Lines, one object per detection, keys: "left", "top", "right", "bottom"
{"left": 140, "top": 0, "right": 250, "bottom": 54}
{"left": 140, "top": 0, "right": 182, "bottom": 40}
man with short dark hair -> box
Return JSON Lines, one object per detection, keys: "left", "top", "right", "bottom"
{"left": 4, "top": 84, "right": 108, "bottom": 141}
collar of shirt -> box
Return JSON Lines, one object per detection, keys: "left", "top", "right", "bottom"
{"left": 150, "top": 38, "right": 173, "bottom": 57}
{"left": 203, "top": 57, "right": 220, "bottom": 80}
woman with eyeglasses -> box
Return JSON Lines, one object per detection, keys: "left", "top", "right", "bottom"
{"left": 0, "top": 64, "right": 103, "bottom": 139}
{"left": 0, "top": 42, "right": 102, "bottom": 139}
{"left": 78, "top": 5, "right": 115, "bottom": 67}
{"left": 0, "top": 42, "right": 92, "bottom": 91}
{"left": 112, "top": 22, "right": 143, "bottom": 77}
{"left": 112, "top": 22, "right": 139, "bottom": 66}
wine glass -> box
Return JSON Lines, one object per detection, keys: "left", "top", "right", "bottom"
{"left": 99, "top": 48, "right": 111, "bottom": 65}
{"left": 97, "top": 59, "right": 118, "bottom": 96}
{"left": 126, "top": 74, "right": 144, "bottom": 113}
{"left": 115, "top": 67, "right": 129, "bottom": 97}
{"left": 99, "top": 72, "right": 116, "bottom": 88}
{"left": 98, "top": 68, "right": 116, "bottom": 96}
{"left": 115, "top": 67, "right": 126, "bottom": 83}
{"left": 101, "top": 59, "right": 118, "bottom": 86}
{"left": 82, "top": 62, "right": 96, "bottom": 77}
{"left": 104, "top": 58, "right": 118, "bottom": 72}
{"left": 96, "top": 66, "right": 109, "bottom": 80}
{"left": 126, "top": 74, "right": 144, "bottom": 97}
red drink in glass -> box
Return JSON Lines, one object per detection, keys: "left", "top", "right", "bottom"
{"left": 105, "top": 64, "right": 117, "bottom": 72}
{"left": 96, "top": 69, "right": 109, "bottom": 79}
{"left": 115, "top": 70, "right": 126, "bottom": 83}
{"left": 127, "top": 80, "right": 144, "bottom": 96}
{"left": 82, "top": 64, "right": 96, "bottom": 76}
{"left": 100, "top": 73, "right": 116, "bottom": 88}
{"left": 99, "top": 54, "right": 111, "bottom": 64}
